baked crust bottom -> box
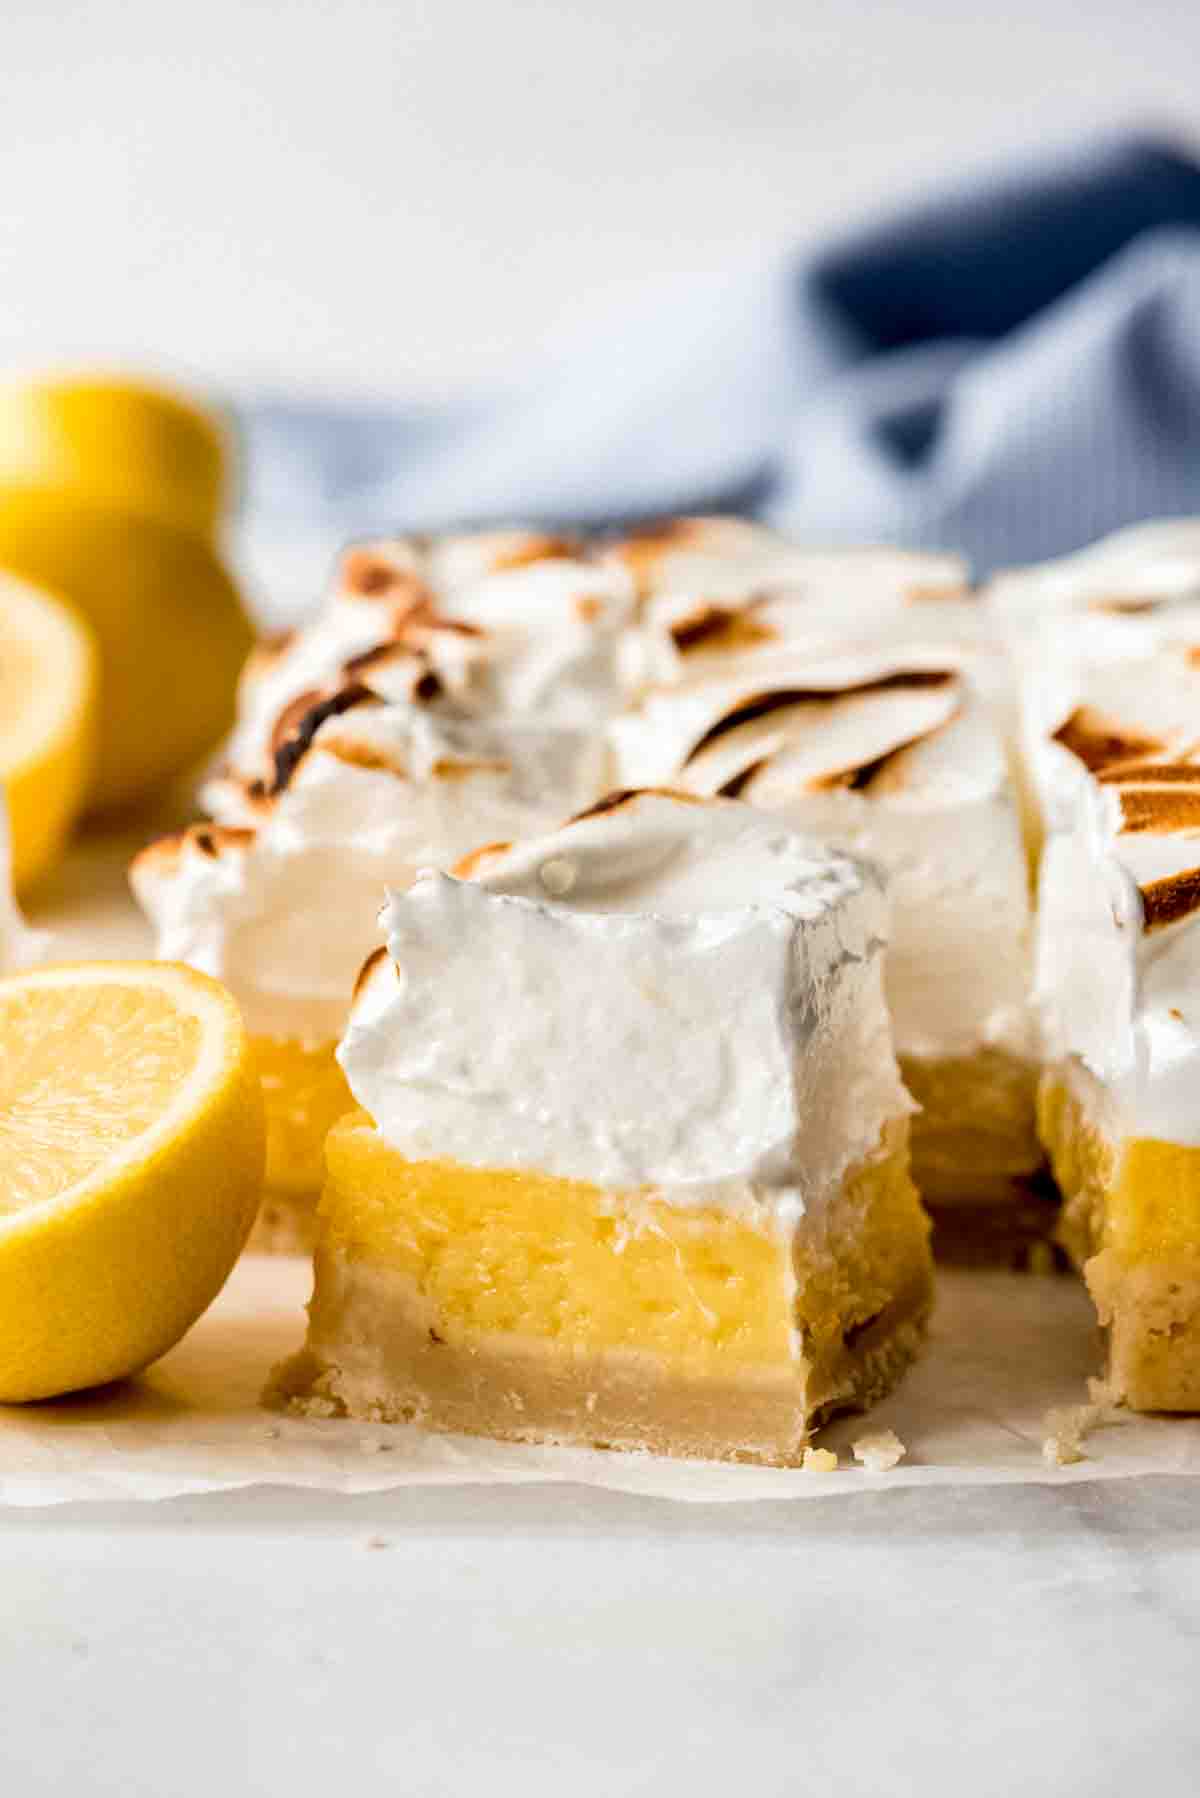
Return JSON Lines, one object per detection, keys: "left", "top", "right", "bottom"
{"left": 902, "top": 1047, "right": 1044, "bottom": 1209}
{"left": 273, "top": 1115, "right": 933, "bottom": 1466}
{"left": 245, "top": 1034, "right": 353, "bottom": 1252}
{"left": 1040, "top": 1068, "right": 1200, "bottom": 1411}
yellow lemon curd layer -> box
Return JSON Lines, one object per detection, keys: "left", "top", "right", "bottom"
{"left": 1039, "top": 1072, "right": 1200, "bottom": 1410}
{"left": 249, "top": 1034, "right": 354, "bottom": 1198}
{"left": 318, "top": 1111, "right": 929, "bottom": 1380}
{"left": 901, "top": 1047, "right": 1042, "bottom": 1208}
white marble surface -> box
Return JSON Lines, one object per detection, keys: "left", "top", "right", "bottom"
{"left": 2, "top": 1478, "right": 1199, "bottom": 1796}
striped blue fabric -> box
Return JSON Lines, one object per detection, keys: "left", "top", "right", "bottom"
{"left": 239, "top": 133, "right": 1200, "bottom": 586}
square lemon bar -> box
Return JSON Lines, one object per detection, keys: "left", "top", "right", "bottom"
{"left": 217, "top": 526, "right": 638, "bottom": 801}
{"left": 135, "top": 523, "right": 636, "bottom": 1250}
{"left": 611, "top": 644, "right": 1039, "bottom": 1210}
{"left": 1029, "top": 610, "right": 1200, "bottom": 1407}
{"left": 133, "top": 697, "right": 601, "bottom": 1249}
{"left": 279, "top": 790, "right": 932, "bottom": 1463}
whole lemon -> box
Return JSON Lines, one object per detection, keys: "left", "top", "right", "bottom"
{"left": 0, "top": 375, "right": 230, "bottom": 540}
{"left": 0, "top": 489, "right": 252, "bottom": 812}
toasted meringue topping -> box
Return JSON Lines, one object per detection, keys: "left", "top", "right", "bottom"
{"left": 1024, "top": 611, "right": 1200, "bottom": 836}
{"left": 267, "top": 682, "right": 378, "bottom": 795}
{"left": 988, "top": 517, "right": 1200, "bottom": 624}
{"left": 340, "top": 791, "right": 909, "bottom": 1205}
{"left": 604, "top": 516, "right": 967, "bottom": 609}
{"left": 1140, "top": 868, "right": 1200, "bottom": 933}
{"left": 1100, "top": 762, "right": 1200, "bottom": 787}
{"left": 1115, "top": 786, "right": 1200, "bottom": 836}
{"left": 223, "top": 519, "right": 975, "bottom": 792}
{"left": 1050, "top": 706, "right": 1167, "bottom": 775}
{"left": 612, "top": 647, "right": 1032, "bottom": 1062}
{"left": 667, "top": 597, "right": 778, "bottom": 655}
{"left": 600, "top": 517, "right": 964, "bottom": 607}
{"left": 133, "top": 709, "right": 606, "bottom": 1042}
{"left": 421, "top": 528, "right": 583, "bottom": 588}
{"left": 339, "top": 541, "right": 430, "bottom": 603}
{"left": 1031, "top": 607, "right": 1200, "bottom": 1143}
{"left": 686, "top": 669, "right": 962, "bottom": 798}
{"left": 613, "top": 656, "right": 968, "bottom": 797}
{"left": 464, "top": 531, "right": 579, "bottom": 575}
{"left": 604, "top": 516, "right": 782, "bottom": 600}
{"left": 608, "top": 521, "right": 972, "bottom": 688}
{"left": 219, "top": 528, "right": 639, "bottom": 793}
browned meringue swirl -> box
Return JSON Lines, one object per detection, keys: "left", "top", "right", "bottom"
{"left": 1065, "top": 745, "right": 1200, "bottom": 930}
{"left": 1052, "top": 705, "right": 1167, "bottom": 774}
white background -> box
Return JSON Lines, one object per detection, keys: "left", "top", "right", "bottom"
{"left": 2, "top": 0, "right": 1198, "bottom": 398}
{"left": 4, "top": 5, "right": 1200, "bottom": 1792}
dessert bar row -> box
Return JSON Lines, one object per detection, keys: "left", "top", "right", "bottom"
{"left": 4, "top": 513, "right": 1192, "bottom": 1462}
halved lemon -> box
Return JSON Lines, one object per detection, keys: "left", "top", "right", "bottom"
{"left": 0, "top": 573, "right": 96, "bottom": 890}
{"left": 0, "top": 961, "right": 265, "bottom": 1401}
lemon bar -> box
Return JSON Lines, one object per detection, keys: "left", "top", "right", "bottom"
{"left": 1030, "top": 611, "right": 1200, "bottom": 1407}
{"left": 612, "top": 645, "right": 1039, "bottom": 1209}
{"left": 987, "top": 517, "right": 1200, "bottom": 629}
{"left": 217, "top": 527, "right": 637, "bottom": 802}
{"left": 279, "top": 791, "right": 932, "bottom": 1463}
{"left": 132, "top": 697, "right": 601, "bottom": 1250}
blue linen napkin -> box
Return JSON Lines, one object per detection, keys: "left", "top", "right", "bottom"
{"left": 237, "top": 132, "right": 1200, "bottom": 613}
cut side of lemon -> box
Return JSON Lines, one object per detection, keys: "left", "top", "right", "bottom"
{"left": 0, "top": 573, "right": 96, "bottom": 890}
{"left": 0, "top": 961, "right": 264, "bottom": 1401}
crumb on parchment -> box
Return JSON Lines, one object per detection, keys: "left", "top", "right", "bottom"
{"left": 852, "top": 1428, "right": 906, "bottom": 1472}
{"left": 1042, "top": 1386, "right": 1122, "bottom": 1468}
{"left": 801, "top": 1447, "right": 839, "bottom": 1472}
{"left": 1041, "top": 1407, "right": 1094, "bottom": 1466}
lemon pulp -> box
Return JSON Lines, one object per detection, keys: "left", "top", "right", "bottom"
{"left": 0, "top": 962, "right": 265, "bottom": 1400}
{"left": 0, "top": 976, "right": 201, "bottom": 1213}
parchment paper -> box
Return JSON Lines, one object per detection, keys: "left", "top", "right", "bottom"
{"left": 5, "top": 1255, "right": 1200, "bottom": 1506}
